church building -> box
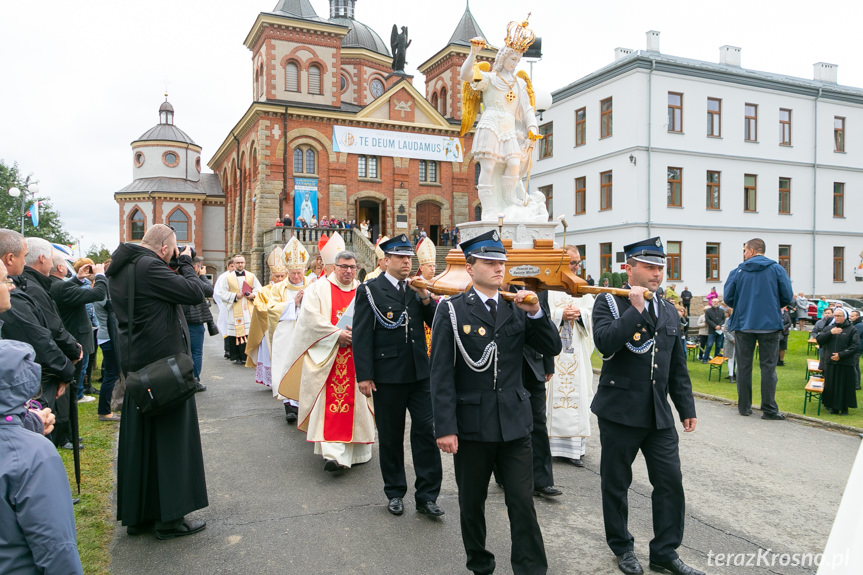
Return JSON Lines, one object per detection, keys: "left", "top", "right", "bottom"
{"left": 208, "top": 0, "right": 497, "bottom": 276}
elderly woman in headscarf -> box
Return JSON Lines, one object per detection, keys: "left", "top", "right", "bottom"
{"left": 815, "top": 307, "right": 861, "bottom": 415}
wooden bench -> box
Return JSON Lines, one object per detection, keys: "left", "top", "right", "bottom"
{"left": 807, "top": 337, "right": 819, "bottom": 356}
{"left": 803, "top": 377, "right": 824, "bottom": 415}
{"left": 805, "top": 358, "right": 822, "bottom": 381}
{"left": 686, "top": 343, "right": 698, "bottom": 361}
{"left": 707, "top": 356, "right": 727, "bottom": 381}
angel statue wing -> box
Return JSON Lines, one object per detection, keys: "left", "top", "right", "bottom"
{"left": 516, "top": 70, "right": 536, "bottom": 109}
{"left": 391, "top": 24, "right": 399, "bottom": 56}
{"left": 460, "top": 61, "right": 491, "bottom": 136}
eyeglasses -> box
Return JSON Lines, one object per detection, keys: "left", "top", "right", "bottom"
{"left": 3, "top": 278, "right": 14, "bottom": 288}
{"left": 335, "top": 264, "right": 357, "bottom": 271}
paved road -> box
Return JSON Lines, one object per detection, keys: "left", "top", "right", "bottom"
{"left": 110, "top": 333, "right": 860, "bottom": 574}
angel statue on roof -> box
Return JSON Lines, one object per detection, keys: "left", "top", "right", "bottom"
{"left": 460, "top": 14, "right": 548, "bottom": 223}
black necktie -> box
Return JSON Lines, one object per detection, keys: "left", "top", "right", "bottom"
{"left": 487, "top": 298, "right": 497, "bottom": 323}
{"left": 397, "top": 280, "right": 405, "bottom": 296}
{"left": 649, "top": 301, "right": 657, "bottom": 323}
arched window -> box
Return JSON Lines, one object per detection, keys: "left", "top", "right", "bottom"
{"left": 130, "top": 209, "right": 145, "bottom": 240}
{"left": 168, "top": 209, "right": 189, "bottom": 242}
{"left": 440, "top": 87, "right": 448, "bottom": 116}
{"left": 474, "top": 204, "right": 482, "bottom": 221}
{"left": 293, "top": 146, "right": 317, "bottom": 175}
{"left": 308, "top": 65, "right": 322, "bottom": 95}
{"left": 431, "top": 93, "right": 438, "bottom": 112}
{"left": 286, "top": 62, "right": 299, "bottom": 92}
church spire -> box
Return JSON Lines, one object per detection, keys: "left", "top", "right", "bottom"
{"left": 158, "top": 93, "right": 174, "bottom": 125}
{"left": 329, "top": 0, "right": 356, "bottom": 19}
{"left": 446, "top": 1, "right": 488, "bottom": 47}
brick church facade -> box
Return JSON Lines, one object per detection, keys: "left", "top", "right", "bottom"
{"left": 208, "top": 0, "right": 497, "bottom": 275}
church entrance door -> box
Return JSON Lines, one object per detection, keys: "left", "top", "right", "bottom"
{"left": 416, "top": 201, "right": 441, "bottom": 245}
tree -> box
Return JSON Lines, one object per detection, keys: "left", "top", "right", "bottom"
{"left": 85, "top": 243, "right": 112, "bottom": 263}
{"left": 0, "top": 160, "right": 73, "bottom": 244}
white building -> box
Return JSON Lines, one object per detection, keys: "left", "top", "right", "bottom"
{"left": 532, "top": 31, "right": 863, "bottom": 297}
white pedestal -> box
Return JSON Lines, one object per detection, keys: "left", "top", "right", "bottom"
{"left": 456, "top": 220, "right": 560, "bottom": 250}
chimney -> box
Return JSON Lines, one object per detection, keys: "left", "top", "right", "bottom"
{"left": 719, "top": 45, "right": 741, "bottom": 67}
{"left": 646, "top": 30, "right": 660, "bottom": 52}
{"left": 614, "top": 47, "right": 634, "bottom": 61}
{"left": 814, "top": 62, "right": 838, "bottom": 84}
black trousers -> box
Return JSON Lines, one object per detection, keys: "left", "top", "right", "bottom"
{"left": 454, "top": 436, "right": 547, "bottom": 575}
{"left": 226, "top": 337, "right": 246, "bottom": 362}
{"left": 372, "top": 380, "right": 442, "bottom": 503}
{"left": 597, "top": 417, "right": 685, "bottom": 563}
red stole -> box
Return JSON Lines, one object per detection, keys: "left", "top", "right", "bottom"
{"left": 323, "top": 281, "right": 357, "bottom": 442}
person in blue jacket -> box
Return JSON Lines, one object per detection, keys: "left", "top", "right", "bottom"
{"left": 724, "top": 238, "right": 794, "bottom": 419}
{"left": 0, "top": 339, "right": 83, "bottom": 575}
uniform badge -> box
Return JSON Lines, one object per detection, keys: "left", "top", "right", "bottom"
{"left": 386, "top": 312, "right": 393, "bottom": 319}
{"left": 463, "top": 325, "right": 472, "bottom": 334}
{"left": 633, "top": 332, "right": 641, "bottom": 342}
{"left": 478, "top": 327, "right": 487, "bottom": 336}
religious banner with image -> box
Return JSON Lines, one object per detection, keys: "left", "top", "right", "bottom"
{"left": 294, "top": 178, "right": 318, "bottom": 224}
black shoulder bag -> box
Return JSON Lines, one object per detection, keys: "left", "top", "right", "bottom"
{"left": 123, "top": 258, "right": 197, "bottom": 417}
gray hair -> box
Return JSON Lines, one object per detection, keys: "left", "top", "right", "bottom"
{"left": 335, "top": 250, "right": 357, "bottom": 263}
{"left": 51, "top": 251, "right": 67, "bottom": 272}
{"left": 24, "top": 237, "right": 52, "bottom": 266}
{"left": 0, "top": 229, "right": 25, "bottom": 259}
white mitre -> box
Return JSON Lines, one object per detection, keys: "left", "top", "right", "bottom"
{"left": 416, "top": 237, "right": 436, "bottom": 267}
{"left": 319, "top": 231, "right": 345, "bottom": 265}
{"left": 282, "top": 236, "right": 310, "bottom": 270}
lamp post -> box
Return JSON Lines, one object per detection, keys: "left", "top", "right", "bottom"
{"left": 6, "top": 179, "right": 39, "bottom": 235}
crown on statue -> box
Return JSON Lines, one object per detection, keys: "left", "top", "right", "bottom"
{"left": 504, "top": 13, "right": 536, "bottom": 53}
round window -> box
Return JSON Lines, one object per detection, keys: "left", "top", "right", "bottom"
{"left": 195, "top": 157, "right": 201, "bottom": 173}
{"left": 370, "top": 78, "right": 384, "bottom": 98}
{"left": 340, "top": 75, "right": 348, "bottom": 92}
{"left": 134, "top": 152, "right": 145, "bottom": 167}
{"left": 162, "top": 151, "right": 180, "bottom": 167}
{"left": 165, "top": 153, "right": 177, "bottom": 164}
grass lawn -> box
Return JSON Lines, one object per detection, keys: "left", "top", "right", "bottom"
{"left": 58, "top": 347, "right": 117, "bottom": 575}
{"left": 591, "top": 330, "right": 863, "bottom": 428}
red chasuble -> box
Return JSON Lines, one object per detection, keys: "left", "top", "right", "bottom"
{"left": 322, "top": 280, "right": 358, "bottom": 442}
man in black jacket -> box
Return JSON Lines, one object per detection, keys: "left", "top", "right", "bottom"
{"left": 702, "top": 298, "right": 725, "bottom": 363}
{"left": 592, "top": 237, "right": 702, "bottom": 575}
{"left": 431, "top": 230, "right": 562, "bottom": 575}
{"left": 354, "top": 235, "right": 442, "bottom": 517}
{"left": 183, "top": 256, "right": 213, "bottom": 392}
{"left": 0, "top": 233, "right": 82, "bottom": 447}
{"left": 107, "top": 224, "right": 208, "bottom": 540}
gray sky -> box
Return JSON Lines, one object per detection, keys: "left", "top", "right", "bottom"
{"left": 2, "top": 0, "right": 861, "bottom": 254}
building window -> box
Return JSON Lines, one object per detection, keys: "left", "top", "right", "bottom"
{"left": 575, "top": 176, "right": 586, "bottom": 214}
{"left": 538, "top": 123, "right": 553, "bottom": 158}
{"left": 162, "top": 151, "right": 180, "bottom": 167}
{"left": 130, "top": 209, "right": 145, "bottom": 240}
{"left": 706, "top": 171, "right": 721, "bottom": 210}
{"left": 778, "top": 244, "right": 791, "bottom": 277}
{"left": 370, "top": 78, "right": 385, "bottom": 99}
{"left": 358, "top": 155, "right": 379, "bottom": 179}
{"left": 539, "top": 184, "right": 553, "bottom": 219}
{"left": 575, "top": 107, "right": 586, "bottom": 146}
{"left": 666, "top": 241, "right": 681, "bottom": 281}
{"left": 195, "top": 156, "right": 201, "bottom": 173}
{"left": 308, "top": 65, "right": 322, "bottom": 95}
{"left": 134, "top": 151, "right": 145, "bottom": 167}
{"left": 779, "top": 108, "right": 792, "bottom": 145}
{"left": 778, "top": 177, "right": 791, "bottom": 214}
{"left": 745, "top": 103, "right": 757, "bottom": 141}
{"left": 600, "top": 170, "right": 612, "bottom": 210}
{"left": 600, "top": 242, "right": 612, "bottom": 274}
{"left": 474, "top": 204, "right": 482, "bottom": 221}
{"left": 440, "top": 87, "right": 448, "bottom": 116}
{"left": 833, "top": 182, "right": 844, "bottom": 217}
{"left": 706, "top": 243, "right": 720, "bottom": 281}
{"left": 834, "top": 247, "right": 845, "bottom": 281}
{"left": 431, "top": 93, "right": 438, "bottom": 112}
{"left": 286, "top": 62, "right": 299, "bottom": 92}
{"left": 744, "top": 174, "right": 757, "bottom": 212}
{"left": 474, "top": 163, "right": 481, "bottom": 187}
{"left": 667, "top": 167, "right": 682, "bottom": 207}
{"left": 419, "top": 160, "right": 438, "bottom": 183}
{"left": 600, "top": 97, "right": 612, "bottom": 138}
{"left": 293, "top": 147, "right": 317, "bottom": 175}
{"left": 340, "top": 75, "right": 348, "bottom": 93}
{"left": 168, "top": 209, "right": 189, "bottom": 242}
{"left": 668, "top": 92, "right": 683, "bottom": 132}
{"left": 707, "top": 97, "right": 721, "bottom": 137}
{"left": 835, "top": 117, "right": 845, "bottom": 152}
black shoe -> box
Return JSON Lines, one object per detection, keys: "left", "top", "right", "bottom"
{"left": 72, "top": 498, "right": 80, "bottom": 505}
{"left": 617, "top": 551, "right": 644, "bottom": 574}
{"left": 195, "top": 383, "right": 207, "bottom": 392}
{"left": 728, "top": 376, "right": 736, "bottom": 384}
{"left": 233, "top": 359, "right": 244, "bottom": 365}
{"left": 284, "top": 403, "right": 298, "bottom": 423}
{"left": 739, "top": 409, "right": 752, "bottom": 416}
{"left": 155, "top": 518, "right": 206, "bottom": 540}
{"left": 761, "top": 412, "right": 786, "bottom": 420}
{"left": 416, "top": 501, "right": 444, "bottom": 517}
{"left": 568, "top": 457, "right": 584, "bottom": 467}
{"left": 126, "top": 521, "right": 154, "bottom": 536}
{"left": 649, "top": 557, "right": 704, "bottom": 575}
{"left": 387, "top": 497, "right": 404, "bottom": 516}
{"left": 534, "top": 486, "right": 563, "bottom": 497}
{"left": 777, "top": 360, "right": 785, "bottom": 366}
{"left": 323, "top": 459, "right": 343, "bottom": 472}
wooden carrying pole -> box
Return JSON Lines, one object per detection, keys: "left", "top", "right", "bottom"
{"left": 410, "top": 278, "right": 652, "bottom": 303}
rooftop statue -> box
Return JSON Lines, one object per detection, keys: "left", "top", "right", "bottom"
{"left": 391, "top": 25, "right": 412, "bottom": 73}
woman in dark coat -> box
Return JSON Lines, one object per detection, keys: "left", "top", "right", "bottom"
{"left": 815, "top": 308, "right": 860, "bottom": 415}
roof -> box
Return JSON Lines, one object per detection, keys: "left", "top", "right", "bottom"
{"left": 330, "top": 16, "right": 390, "bottom": 56}
{"left": 446, "top": 3, "right": 488, "bottom": 47}
{"left": 159, "top": 101, "right": 174, "bottom": 113}
{"left": 270, "top": 0, "right": 328, "bottom": 23}
{"left": 116, "top": 174, "right": 223, "bottom": 198}
{"left": 553, "top": 50, "right": 863, "bottom": 105}
{"left": 134, "top": 123, "right": 196, "bottom": 145}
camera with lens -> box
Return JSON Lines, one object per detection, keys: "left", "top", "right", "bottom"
{"left": 168, "top": 245, "right": 197, "bottom": 270}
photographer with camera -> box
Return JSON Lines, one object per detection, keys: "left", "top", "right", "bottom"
{"left": 182, "top": 255, "right": 213, "bottom": 392}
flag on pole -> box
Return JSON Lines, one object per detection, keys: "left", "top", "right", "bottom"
{"left": 28, "top": 202, "right": 40, "bottom": 227}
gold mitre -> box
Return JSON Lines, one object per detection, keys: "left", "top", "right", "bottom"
{"left": 320, "top": 231, "right": 345, "bottom": 265}
{"left": 416, "top": 237, "right": 436, "bottom": 266}
{"left": 374, "top": 236, "right": 390, "bottom": 260}
{"left": 267, "top": 245, "right": 287, "bottom": 274}
{"left": 504, "top": 14, "right": 536, "bottom": 53}
{"left": 282, "top": 236, "right": 310, "bottom": 271}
